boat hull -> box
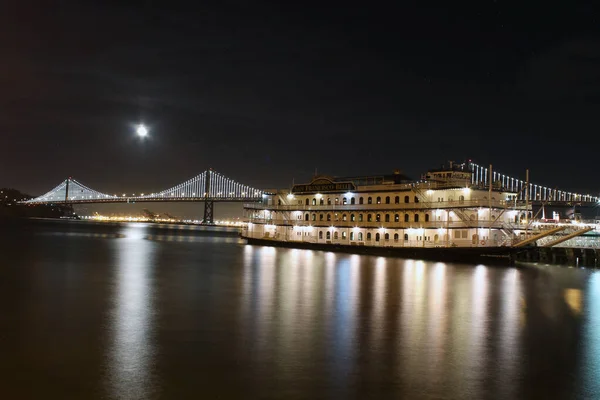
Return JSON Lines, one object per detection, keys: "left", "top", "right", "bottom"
{"left": 244, "top": 237, "right": 516, "bottom": 265}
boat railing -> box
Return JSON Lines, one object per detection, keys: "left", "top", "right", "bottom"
{"left": 244, "top": 198, "right": 526, "bottom": 211}
{"left": 247, "top": 218, "right": 530, "bottom": 230}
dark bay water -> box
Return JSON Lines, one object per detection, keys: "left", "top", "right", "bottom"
{"left": 1, "top": 219, "right": 599, "bottom": 399}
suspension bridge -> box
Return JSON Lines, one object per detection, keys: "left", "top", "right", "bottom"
{"left": 18, "top": 162, "right": 600, "bottom": 225}
{"left": 20, "top": 169, "right": 265, "bottom": 225}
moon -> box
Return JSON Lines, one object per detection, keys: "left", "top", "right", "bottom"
{"left": 136, "top": 124, "right": 148, "bottom": 137}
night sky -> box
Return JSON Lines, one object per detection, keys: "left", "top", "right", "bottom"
{"left": 2, "top": 2, "right": 599, "bottom": 207}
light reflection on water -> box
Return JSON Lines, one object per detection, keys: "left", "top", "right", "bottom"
{"left": 2, "top": 220, "right": 600, "bottom": 399}
{"left": 580, "top": 272, "right": 600, "bottom": 397}
{"left": 108, "top": 223, "right": 157, "bottom": 400}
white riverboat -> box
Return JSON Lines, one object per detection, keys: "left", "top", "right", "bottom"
{"left": 242, "top": 161, "right": 534, "bottom": 263}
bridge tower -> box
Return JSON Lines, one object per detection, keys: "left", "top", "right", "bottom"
{"left": 202, "top": 169, "right": 215, "bottom": 225}
{"left": 65, "top": 178, "right": 70, "bottom": 203}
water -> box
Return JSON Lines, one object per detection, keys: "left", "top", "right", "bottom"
{"left": 1, "top": 219, "right": 599, "bottom": 399}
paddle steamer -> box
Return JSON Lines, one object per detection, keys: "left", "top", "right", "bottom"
{"left": 242, "top": 161, "right": 532, "bottom": 263}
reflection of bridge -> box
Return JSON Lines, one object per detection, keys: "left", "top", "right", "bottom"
{"left": 20, "top": 169, "right": 265, "bottom": 225}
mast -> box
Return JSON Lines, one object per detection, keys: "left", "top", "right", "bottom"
{"left": 525, "top": 169, "right": 530, "bottom": 239}
{"left": 525, "top": 168, "right": 529, "bottom": 221}
{"left": 488, "top": 165, "right": 492, "bottom": 243}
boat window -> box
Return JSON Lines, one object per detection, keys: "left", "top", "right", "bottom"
{"left": 359, "top": 214, "right": 363, "bottom": 222}
{"left": 350, "top": 232, "right": 354, "bottom": 241}
{"left": 319, "top": 231, "right": 323, "bottom": 239}
{"left": 376, "top": 214, "right": 381, "bottom": 222}
{"left": 334, "top": 232, "right": 338, "bottom": 239}
{"left": 376, "top": 196, "right": 381, "bottom": 204}
{"left": 394, "top": 233, "right": 399, "bottom": 241}
{"left": 394, "top": 214, "right": 399, "bottom": 222}
{"left": 342, "top": 232, "right": 347, "bottom": 239}
{"left": 368, "top": 214, "right": 372, "bottom": 222}
{"left": 359, "top": 197, "right": 364, "bottom": 204}
{"left": 320, "top": 198, "right": 324, "bottom": 205}
{"left": 350, "top": 197, "right": 355, "bottom": 205}
{"left": 385, "top": 196, "right": 390, "bottom": 204}
{"left": 385, "top": 233, "right": 390, "bottom": 241}
{"left": 342, "top": 214, "right": 347, "bottom": 221}
{"left": 312, "top": 214, "right": 316, "bottom": 221}
{"left": 343, "top": 197, "right": 347, "bottom": 205}
{"left": 385, "top": 214, "right": 390, "bottom": 222}
{"left": 350, "top": 214, "right": 355, "bottom": 222}
{"left": 368, "top": 197, "right": 372, "bottom": 204}
{"left": 404, "top": 195, "right": 410, "bottom": 203}
{"left": 404, "top": 233, "right": 409, "bottom": 241}
{"left": 404, "top": 214, "right": 409, "bottom": 222}
{"left": 305, "top": 198, "right": 309, "bottom": 206}
{"left": 320, "top": 214, "right": 324, "bottom": 221}
{"left": 326, "top": 231, "right": 331, "bottom": 240}
{"left": 367, "top": 233, "right": 372, "bottom": 241}
{"left": 395, "top": 196, "right": 400, "bottom": 204}
{"left": 327, "top": 198, "right": 331, "bottom": 205}
{"left": 312, "top": 198, "right": 316, "bottom": 205}
{"left": 358, "top": 232, "right": 363, "bottom": 241}
{"left": 414, "top": 214, "right": 419, "bottom": 222}
{"left": 375, "top": 233, "right": 380, "bottom": 242}
{"left": 327, "top": 214, "right": 331, "bottom": 221}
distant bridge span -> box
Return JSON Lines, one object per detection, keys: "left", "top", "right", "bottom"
{"left": 20, "top": 169, "right": 265, "bottom": 224}
{"left": 18, "top": 162, "right": 600, "bottom": 224}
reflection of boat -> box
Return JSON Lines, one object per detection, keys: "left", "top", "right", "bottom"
{"left": 242, "top": 161, "right": 533, "bottom": 264}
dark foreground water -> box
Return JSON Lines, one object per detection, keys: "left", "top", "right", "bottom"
{"left": 1, "top": 220, "right": 599, "bottom": 399}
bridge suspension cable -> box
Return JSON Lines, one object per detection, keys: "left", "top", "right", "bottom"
{"left": 143, "top": 169, "right": 263, "bottom": 200}
{"left": 469, "top": 163, "right": 599, "bottom": 203}
{"left": 23, "top": 178, "right": 117, "bottom": 203}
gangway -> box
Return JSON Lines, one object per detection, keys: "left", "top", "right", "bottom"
{"left": 540, "top": 227, "right": 595, "bottom": 248}
{"left": 512, "top": 226, "right": 566, "bottom": 248}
